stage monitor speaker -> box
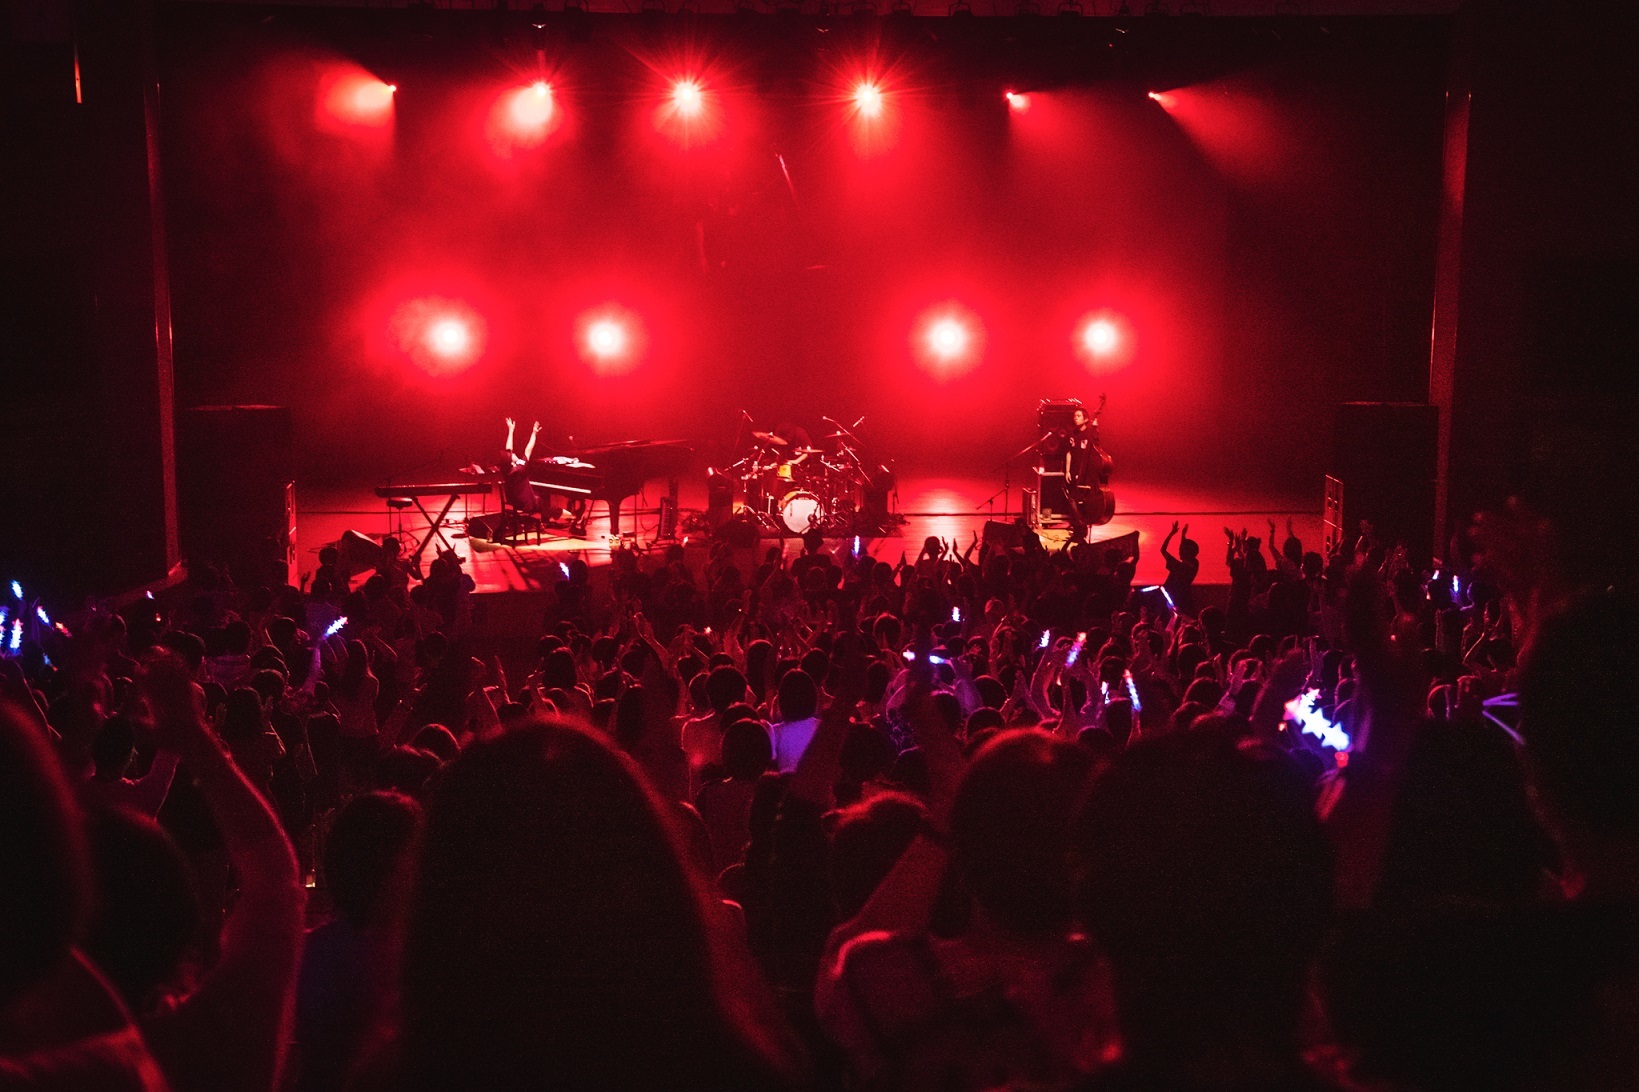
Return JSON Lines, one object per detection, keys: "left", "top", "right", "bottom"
{"left": 1330, "top": 402, "right": 1438, "bottom": 564}
{"left": 718, "top": 514, "right": 759, "bottom": 548}
{"left": 707, "top": 471, "right": 734, "bottom": 528}
{"left": 983, "top": 520, "right": 1024, "bottom": 549}
{"left": 177, "top": 405, "right": 297, "bottom": 586}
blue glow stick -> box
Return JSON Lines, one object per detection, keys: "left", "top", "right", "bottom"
{"left": 9, "top": 581, "right": 21, "bottom": 600}
{"left": 35, "top": 606, "right": 50, "bottom": 626}
{"left": 559, "top": 562, "right": 571, "bottom": 579}
{"left": 0, "top": 608, "right": 7, "bottom": 633}
{"left": 1283, "top": 688, "right": 1350, "bottom": 751}
{"left": 1140, "top": 584, "right": 1176, "bottom": 609}
{"left": 323, "top": 616, "right": 348, "bottom": 639}
{"left": 1066, "top": 632, "right": 1087, "bottom": 667}
{"left": 1038, "top": 630, "right": 1051, "bottom": 650}
{"left": 9, "top": 620, "right": 21, "bottom": 652}
{"left": 853, "top": 535, "right": 862, "bottom": 556}
{"left": 1124, "top": 669, "right": 1143, "bottom": 713}
{"left": 951, "top": 606, "right": 961, "bottom": 623}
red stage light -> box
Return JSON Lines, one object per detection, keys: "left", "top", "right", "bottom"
{"left": 317, "top": 71, "right": 396, "bottom": 130}
{"left": 1076, "top": 310, "right": 1132, "bottom": 371}
{"left": 587, "top": 319, "right": 627, "bottom": 359}
{"left": 927, "top": 318, "right": 969, "bottom": 360}
{"left": 391, "top": 298, "right": 485, "bottom": 375}
{"left": 913, "top": 305, "right": 983, "bottom": 377}
{"left": 1005, "top": 90, "right": 1031, "bottom": 112}
{"left": 671, "top": 79, "right": 704, "bottom": 118}
{"left": 578, "top": 307, "right": 643, "bottom": 373}
{"left": 1083, "top": 318, "right": 1119, "bottom": 355}
{"left": 853, "top": 82, "right": 885, "bottom": 119}
{"left": 1147, "top": 90, "right": 1175, "bottom": 110}
{"left": 427, "top": 317, "right": 473, "bottom": 358}
{"left": 509, "top": 82, "right": 555, "bottom": 130}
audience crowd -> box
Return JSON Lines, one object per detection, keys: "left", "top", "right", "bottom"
{"left": 2, "top": 505, "right": 1635, "bottom": 1091}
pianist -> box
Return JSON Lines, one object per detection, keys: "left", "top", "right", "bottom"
{"left": 502, "top": 416, "right": 543, "bottom": 515}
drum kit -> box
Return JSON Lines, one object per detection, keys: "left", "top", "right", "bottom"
{"left": 717, "top": 415, "right": 899, "bottom": 537}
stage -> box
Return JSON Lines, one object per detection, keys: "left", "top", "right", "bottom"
{"left": 295, "top": 476, "right": 1322, "bottom": 600}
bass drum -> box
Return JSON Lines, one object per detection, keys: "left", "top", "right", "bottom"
{"left": 778, "top": 490, "right": 825, "bottom": 535}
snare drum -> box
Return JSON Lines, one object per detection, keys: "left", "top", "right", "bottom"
{"left": 778, "top": 490, "right": 825, "bottom": 535}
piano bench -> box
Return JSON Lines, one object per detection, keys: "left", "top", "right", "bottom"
{"left": 385, "top": 497, "right": 415, "bottom": 510}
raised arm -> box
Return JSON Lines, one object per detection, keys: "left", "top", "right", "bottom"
{"left": 522, "top": 420, "right": 541, "bottom": 462}
{"left": 1161, "top": 520, "right": 1181, "bottom": 565}
{"left": 139, "top": 654, "right": 303, "bottom": 1092}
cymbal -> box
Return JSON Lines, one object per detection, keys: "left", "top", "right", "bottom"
{"left": 791, "top": 446, "right": 825, "bottom": 455}
{"left": 751, "top": 431, "right": 789, "bottom": 446}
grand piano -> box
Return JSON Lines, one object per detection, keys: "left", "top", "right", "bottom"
{"left": 522, "top": 440, "right": 693, "bottom": 537}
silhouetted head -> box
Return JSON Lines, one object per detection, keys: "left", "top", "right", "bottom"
{"left": 326, "top": 791, "right": 422, "bottom": 930}
{"left": 0, "top": 701, "right": 90, "bottom": 1007}
{"left": 400, "top": 718, "right": 792, "bottom": 1088}
{"left": 1077, "top": 730, "right": 1331, "bottom": 1061}
{"left": 950, "top": 730, "right": 1094, "bottom": 939}
{"left": 1520, "top": 593, "right": 1639, "bottom": 856}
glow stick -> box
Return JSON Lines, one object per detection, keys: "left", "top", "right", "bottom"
{"left": 9, "top": 620, "right": 21, "bottom": 652}
{"left": 1283, "top": 688, "right": 1350, "bottom": 751}
{"left": 323, "top": 616, "right": 348, "bottom": 639}
{"left": 1140, "top": 585, "right": 1176, "bottom": 609}
{"left": 1038, "top": 630, "right": 1051, "bottom": 650}
{"left": 0, "top": 608, "right": 7, "bottom": 633}
{"left": 559, "top": 562, "right": 571, "bottom": 579}
{"left": 1124, "top": 669, "right": 1143, "bottom": 713}
{"left": 1066, "top": 631, "right": 1087, "bottom": 666}
{"left": 853, "top": 535, "right": 862, "bottom": 556}
{"left": 9, "top": 581, "right": 21, "bottom": 600}
{"left": 1481, "top": 691, "right": 1524, "bottom": 746}
{"left": 35, "top": 606, "right": 50, "bottom": 626}
{"left": 951, "top": 606, "right": 961, "bottom": 623}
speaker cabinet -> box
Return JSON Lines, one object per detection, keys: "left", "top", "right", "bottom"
{"left": 1330, "top": 403, "right": 1438, "bottom": 563}
{"left": 177, "top": 405, "right": 297, "bottom": 587}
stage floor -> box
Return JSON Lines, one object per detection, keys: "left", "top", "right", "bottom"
{"left": 296, "top": 476, "right": 1322, "bottom": 596}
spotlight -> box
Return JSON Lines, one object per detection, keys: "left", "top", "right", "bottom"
{"left": 578, "top": 307, "right": 643, "bottom": 372}
{"left": 428, "top": 318, "right": 472, "bottom": 359}
{"left": 1083, "top": 318, "right": 1119, "bottom": 355}
{"left": 853, "top": 81, "right": 884, "bottom": 118}
{"left": 509, "top": 82, "right": 555, "bottom": 130}
{"left": 587, "top": 319, "right": 627, "bottom": 359}
{"left": 318, "top": 71, "right": 396, "bottom": 130}
{"left": 394, "top": 298, "right": 485, "bottom": 375}
{"left": 1005, "top": 90, "right": 1031, "bottom": 112}
{"left": 672, "top": 78, "right": 704, "bottom": 117}
{"left": 927, "top": 319, "right": 969, "bottom": 360}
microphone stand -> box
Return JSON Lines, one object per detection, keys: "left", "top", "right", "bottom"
{"left": 979, "top": 435, "right": 1055, "bottom": 517}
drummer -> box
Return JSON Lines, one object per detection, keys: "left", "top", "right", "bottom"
{"left": 770, "top": 421, "right": 814, "bottom": 473}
